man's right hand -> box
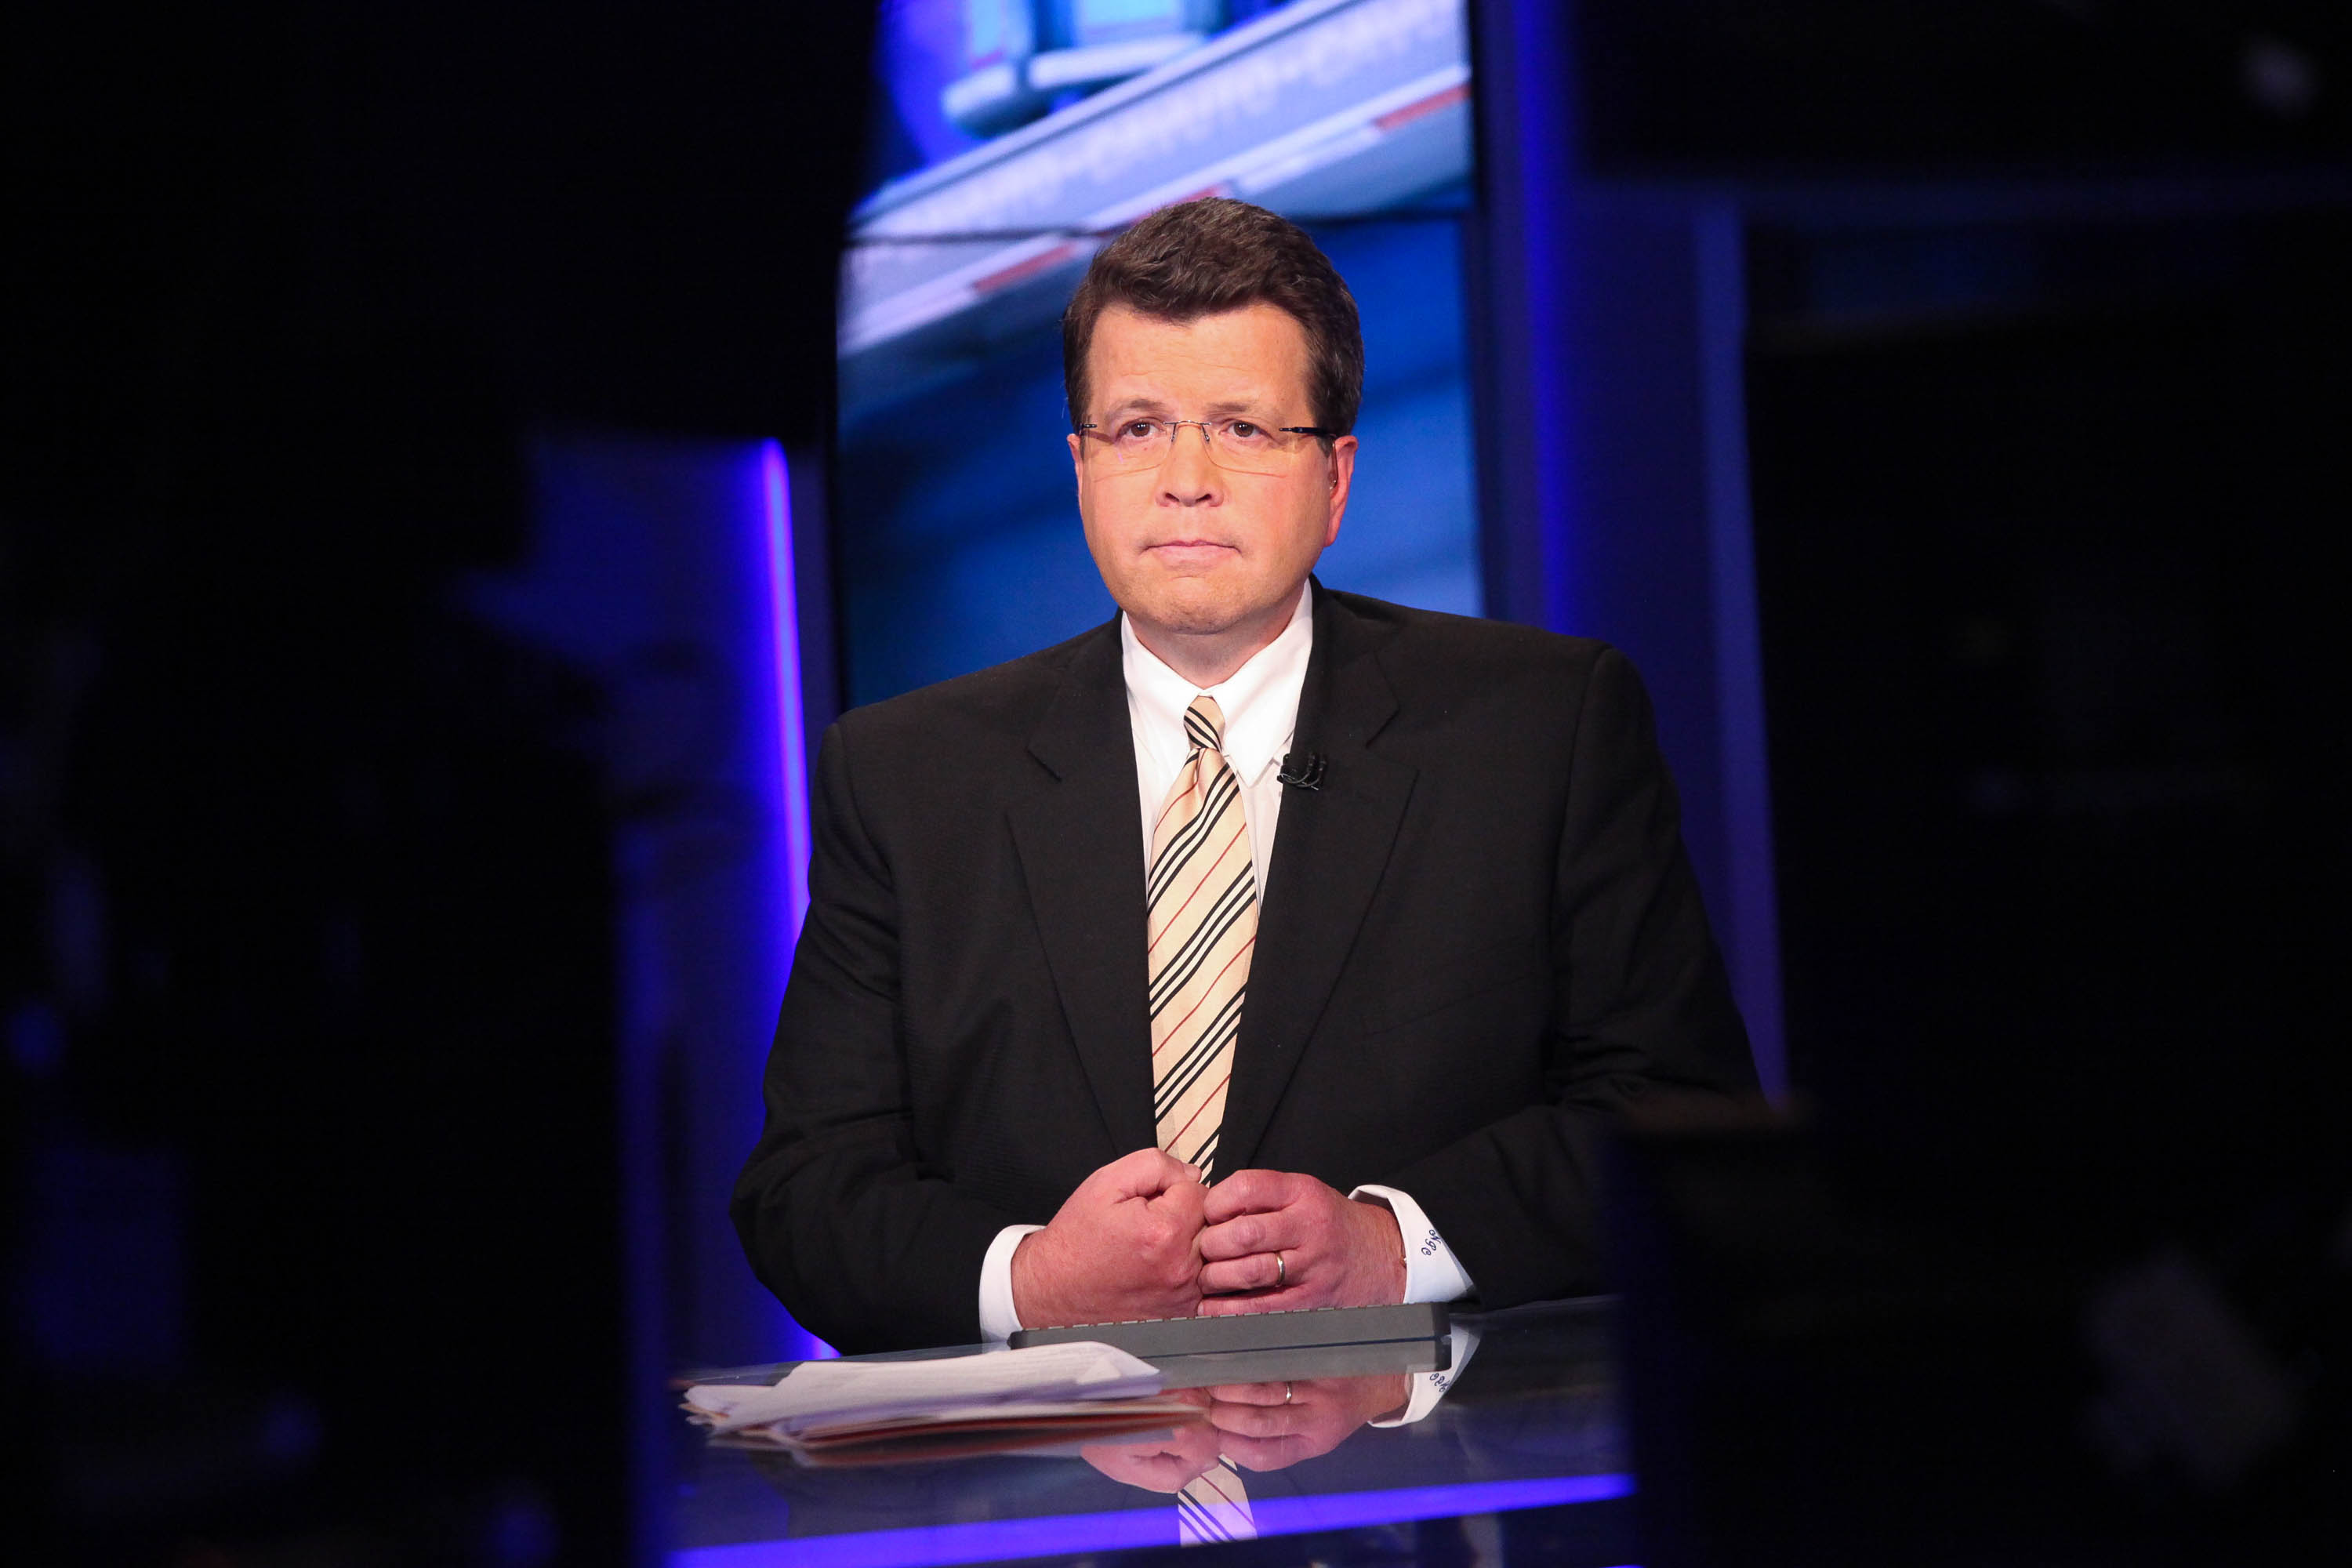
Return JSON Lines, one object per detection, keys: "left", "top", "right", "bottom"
{"left": 1203, "top": 1374, "right": 1411, "bottom": 1471}
{"left": 1011, "top": 1148, "right": 1208, "bottom": 1329}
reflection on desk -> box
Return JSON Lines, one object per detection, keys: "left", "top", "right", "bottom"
{"left": 670, "top": 1300, "right": 1632, "bottom": 1567}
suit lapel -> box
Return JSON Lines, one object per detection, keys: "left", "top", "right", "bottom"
{"left": 1007, "top": 622, "right": 1160, "bottom": 1156}
{"left": 1218, "top": 589, "right": 1416, "bottom": 1174}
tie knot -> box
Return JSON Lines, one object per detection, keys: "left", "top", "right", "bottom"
{"left": 1182, "top": 695, "right": 1227, "bottom": 753}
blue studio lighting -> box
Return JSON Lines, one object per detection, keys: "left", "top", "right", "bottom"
{"left": 670, "top": 1473, "right": 1634, "bottom": 1566}
{"left": 756, "top": 438, "right": 833, "bottom": 1363}
{"left": 761, "top": 440, "right": 814, "bottom": 949}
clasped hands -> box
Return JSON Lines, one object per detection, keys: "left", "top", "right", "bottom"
{"left": 1080, "top": 1372, "right": 1414, "bottom": 1489}
{"left": 1010, "top": 1147, "right": 1407, "bottom": 1330}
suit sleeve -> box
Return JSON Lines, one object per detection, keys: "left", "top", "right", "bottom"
{"left": 729, "top": 722, "right": 1019, "bottom": 1352}
{"left": 1381, "top": 647, "right": 1759, "bottom": 1306}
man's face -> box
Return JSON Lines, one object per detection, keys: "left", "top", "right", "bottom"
{"left": 1069, "top": 302, "right": 1356, "bottom": 655}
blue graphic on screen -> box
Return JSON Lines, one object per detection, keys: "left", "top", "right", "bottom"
{"left": 840, "top": 0, "right": 1479, "bottom": 706}
{"left": 867, "top": 2, "right": 1293, "bottom": 183}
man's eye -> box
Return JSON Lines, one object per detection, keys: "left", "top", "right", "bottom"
{"left": 1225, "top": 421, "right": 1265, "bottom": 441}
{"left": 1118, "top": 419, "right": 1161, "bottom": 441}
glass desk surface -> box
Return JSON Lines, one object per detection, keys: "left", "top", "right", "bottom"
{"left": 669, "top": 1299, "right": 1632, "bottom": 1567}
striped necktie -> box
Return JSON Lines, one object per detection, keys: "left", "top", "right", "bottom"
{"left": 1176, "top": 1461, "right": 1257, "bottom": 1544}
{"left": 1149, "top": 695, "right": 1257, "bottom": 1180}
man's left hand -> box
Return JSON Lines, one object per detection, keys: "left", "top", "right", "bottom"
{"left": 1195, "top": 1170, "right": 1406, "bottom": 1314}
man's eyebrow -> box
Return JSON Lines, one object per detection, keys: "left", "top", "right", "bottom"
{"left": 1099, "top": 394, "right": 1282, "bottom": 419}
{"left": 1200, "top": 395, "right": 1279, "bottom": 416}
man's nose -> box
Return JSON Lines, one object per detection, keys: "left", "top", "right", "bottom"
{"left": 1158, "top": 423, "right": 1221, "bottom": 503}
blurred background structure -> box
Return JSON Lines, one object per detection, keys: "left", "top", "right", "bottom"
{"left": 6, "top": 2, "right": 2350, "bottom": 1564}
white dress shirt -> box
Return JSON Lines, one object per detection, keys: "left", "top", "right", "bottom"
{"left": 978, "top": 585, "right": 1475, "bottom": 1343}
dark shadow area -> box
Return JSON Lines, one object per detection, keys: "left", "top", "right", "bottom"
{"left": 1610, "top": 169, "right": 2351, "bottom": 1568}
{"left": 4, "top": 5, "right": 872, "bottom": 1563}
{"left": 1749, "top": 205, "right": 2352, "bottom": 1237}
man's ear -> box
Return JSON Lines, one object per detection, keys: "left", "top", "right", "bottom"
{"left": 1323, "top": 434, "right": 1359, "bottom": 547}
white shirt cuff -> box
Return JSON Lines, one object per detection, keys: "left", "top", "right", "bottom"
{"left": 1370, "top": 1322, "right": 1483, "bottom": 1426}
{"left": 1350, "top": 1184, "right": 1476, "bottom": 1305}
{"left": 978, "top": 1223, "right": 1046, "bottom": 1341}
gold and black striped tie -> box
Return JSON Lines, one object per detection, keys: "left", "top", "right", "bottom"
{"left": 1176, "top": 1461, "right": 1256, "bottom": 1544}
{"left": 1148, "top": 695, "right": 1257, "bottom": 1180}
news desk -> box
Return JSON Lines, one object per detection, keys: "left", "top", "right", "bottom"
{"left": 669, "top": 1299, "right": 1633, "bottom": 1567}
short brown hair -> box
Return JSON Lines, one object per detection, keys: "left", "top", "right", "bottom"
{"left": 1062, "top": 198, "right": 1363, "bottom": 437}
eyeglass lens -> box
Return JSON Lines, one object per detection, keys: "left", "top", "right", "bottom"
{"left": 1086, "top": 419, "right": 1308, "bottom": 475}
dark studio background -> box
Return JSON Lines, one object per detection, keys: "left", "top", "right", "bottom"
{"left": 5, "top": 4, "right": 874, "bottom": 1563}
{"left": 6, "top": 3, "right": 2351, "bottom": 1566}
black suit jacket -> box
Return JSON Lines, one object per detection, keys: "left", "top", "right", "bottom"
{"left": 732, "top": 586, "right": 1755, "bottom": 1352}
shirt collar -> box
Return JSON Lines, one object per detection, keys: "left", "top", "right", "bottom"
{"left": 1120, "top": 583, "right": 1315, "bottom": 786}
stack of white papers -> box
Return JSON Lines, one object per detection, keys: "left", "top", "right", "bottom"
{"left": 683, "top": 1341, "right": 1187, "bottom": 1453}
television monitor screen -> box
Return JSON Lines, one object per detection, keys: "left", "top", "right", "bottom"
{"left": 837, "top": 0, "right": 1481, "bottom": 704}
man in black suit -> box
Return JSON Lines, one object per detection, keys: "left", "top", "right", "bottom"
{"left": 733, "top": 199, "right": 1755, "bottom": 1354}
